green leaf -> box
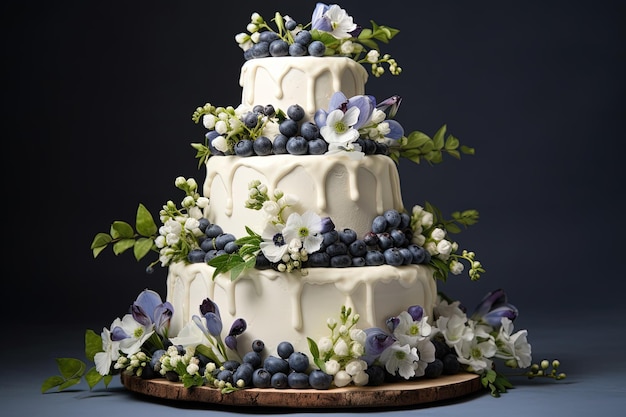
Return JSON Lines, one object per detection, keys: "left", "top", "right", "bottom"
{"left": 58, "top": 378, "right": 82, "bottom": 391}
{"left": 85, "top": 367, "right": 103, "bottom": 389}
{"left": 92, "top": 245, "right": 107, "bottom": 258}
{"left": 56, "top": 358, "right": 86, "bottom": 380}
{"left": 136, "top": 203, "right": 158, "bottom": 236}
{"left": 113, "top": 238, "right": 135, "bottom": 255}
{"left": 41, "top": 375, "right": 65, "bottom": 393}
{"left": 85, "top": 329, "right": 103, "bottom": 361}
{"left": 90, "top": 233, "right": 112, "bottom": 250}
{"left": 110, "top": 221, "right": 134, "bottom": 239}
{"left": 196, "top": 344, "right": 222, "bottom": 366}
{"left": 134, "top": 237, "right": 155, "bottom": 261}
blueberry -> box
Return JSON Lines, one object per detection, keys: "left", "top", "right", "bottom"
{"left": 187, "top": 249, "right": 206, "bottom": 263}
{"left": 399, "top": 247, "right": 413, "bottom": 264}
{"left": 326, "top": 242, "right": 348, "bottom": 257}
{"left": 289, "top": 42, "right": 307, "bottom": 57}
{"left": 214, "top": 233, "right": 235, "bottom": 250}
{"left": 269, "top": 39, "right": 289, "bottom": 57}
{"left": 285, "top": 19, "right": 297, "bottom": 31}
{"left": 309, "top": 369, "right": 333, "bottom": 390}
{"left": 279, "top": 119, "right": 299, "bottom": 137}
{"left": 198, "top": 218, "right": 210, "bottom": 232}
{"left": 205, "top": 223, "right": 223, "bottom": 238}
{"left": 243, "top": 351, "right": 262, "bottom": 368}
{"left": 365, "top": 250, "right": 385, "bottom": 266}
{"left": 307, "top": 138, "right": 328, "bottom": 155}
{"left": 360, "top": 138, "right": 377, "bottom": 154}
{"left": 204, "top": 249, "right": 221, "bottom": 262}
{"left": 201, "top": 238, "right": 216, "bottom": 252}
{"left": 251, "top": 41, "right": 270, "bottom": 58}
{"left": 235, "top": 139, "right": 254, "bottom": 157}
{"left": 339, "top": 228, "right": 357, "bottom": 245}
{"left": 263, "top": 104, "right": 275, "bottom": 116}
{"left": 307, "top": 252, "right": 330, "bottom": 267}
{"left": 288, "top": 351, "right": 310, "bottom": 373}
{"left": 442, "top": 354, "right": 461, "bottom": 375}
{"left": 300, "top": 121, "right": 319, "bottom": 140}
{"left": 258, "top": 31, "right": 279, "bottom": 43}
{"left": 217, "top": 369, "right": 234, "bottom": 383}
{"left": 222, "top": 360, "right": 240, "bottom": 371}
{"left": 407, "top": 244, "right": 427, "bottom": 264}
{"left": 243, "top": 112, "right": 259, "bottom": 128}
{"left": 294, "top": 30, "right": 312, "bottom": 46}
{"left": 308, "top": 40, "right": 326, "bottom": 57}
{"left": 255, "top": 252, "right": 272, "bottom": 269}
{"left": 287, "top": 104, "right": 305, "bottom": 121}
{"left": 252, "top": 104, "right": 265, "bottom": 114}
{"left": 263, "top": 355, "right": 290, "bottom": 375}
{"left": 253, "top": 136, "right": 273, "bottom": 156}
{"left": 273, "top": 134, "right": 288, "bottom": 154}
{"left": 424, "top": 358, "right": 444, "bottom": 378}
{"left": 330, "top": 254, "right": 352, "bottom": 267}
{"left": 351, "top": 257, "right": 366, "bottom": 267}
{"left": 399, "top": 212, "right": 411, "bottom": 229}
{"left": 288, "top": 372, "right": 310, "bottom": 389}
{"left": 277, "top": 341, "right": 295, "bottom": 359}
{"left": 383, "top": 209, "right": 402, "bottom": 229}
{"left": 362, "top": 231, "right": 379, "bottom": 246}
{"left": 384, "top": 248, "right": 404, "bottom": 266}
{"left": 322, "top": 230, "right": 339, "bottom": 246}
{"left": 377, "top": 233, "right": 394, "bottom": 250}
{"left": 371, "top": 215, "right": 388, "bottom": 233}
{"left": 365, "top": 365, "right": 386, "bottom": 386}
{"left": 251, "top": 339, "right": 265, "bottom": 353}
{"left": 375, "top": 142, "right": 389, "bottom": 155}
{"left": 286, "top": 136, "right": 308, "bottom": 155}
{"left": 233, "top": 362, "right": 255, "bottom": 386}
{"left": 224, "top": 241, "right": 239, "bottom": 254}
{"left": 349, "top": 239, "right": 367, "bottom": 257}
{"left": 271, "top": 372, "right": 289, "bottom": 389}
{"left": 390, "top": 229, "right": 407, "bottom": 247}
{"left": 252, "top": 368, "right": 272, "bottom": 388}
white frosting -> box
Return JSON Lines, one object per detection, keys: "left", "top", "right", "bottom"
{"left": 166, "top": 262, "right": 437, "bottom": 356}
{"left": 165, "top": 56, "right": 438, "bottom": 359}
{"left": 238, "top": 56, "right": 369, "bottom": 122}
{"left": 204, "top": 154, "right": 404, "bottom": 239}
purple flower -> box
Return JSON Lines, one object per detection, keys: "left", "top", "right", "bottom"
{"left": 471, "top": 289, "right": 519, "bottom": 328}
{"left": 376, "top": 95, "right": 402, "bottom": 119}
{"left": 130, "top": 289, "right": 174, "bottom": 337}
{"left": 362, "top": 327, "right": 397, "bottom": 365}
{"left": 314, "top": 92, "right": 376, "bottom": 131}
{"left": 407, "top": 305, "right": 424, "bottom": 322}
{"left": 199, "top": 298, "right": 223, "bottom": 337}
{"left": 225, "top": 318, "right": 247, "bottom": 351}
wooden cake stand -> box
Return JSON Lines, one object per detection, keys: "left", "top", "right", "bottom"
{"left": 121, "top": 372, "right": 482, "bottom": 409}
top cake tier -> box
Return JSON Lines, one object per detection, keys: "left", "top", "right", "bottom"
{"left": 238, "top": 56, "right": 369, "bottom": 123}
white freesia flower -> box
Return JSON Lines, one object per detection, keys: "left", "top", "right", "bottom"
{"left": 380, "top": 342, "right": 420, "bottom": 379}
{"left": 212, "top": 135, "right": 229, "bottom": 152}
{"left": 431, "top": 228, "right": 446, "bottom": 242}
{"left": 94, "top": 326, "right": 120, "bottom": 376}
{"left": 496, "top": 317, "right": 532, "bottom": 368}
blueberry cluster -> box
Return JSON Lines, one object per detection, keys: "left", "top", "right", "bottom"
{"left": 244, "top": 26, "right": 326, "bottom": 60}
{"left": 214, "top": 340, "right": 335, "bottom": 390}
{"left": 306, "top": 209, "right": 431, "bottom": 268}
{"left": 186, "top": 209, "right": 433, "bottom": 271}
{"left": 424, "top": 337, "right": 461, "bottom": 378}
{"left": 232, "top": 104, "right": 390, "bottom": 158}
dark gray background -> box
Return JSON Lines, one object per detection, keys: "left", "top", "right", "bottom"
{"left": 10, "top": 0, "right": 623, "bottom": 325}
{"left": 3, "top": 0, "right": 625, "bottom": 415}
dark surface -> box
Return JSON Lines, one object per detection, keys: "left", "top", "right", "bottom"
{"left": 3, "top": 0, "right": 625, "bottom": 415}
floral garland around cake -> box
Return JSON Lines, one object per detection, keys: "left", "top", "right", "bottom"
{"left": 43, "top": 2, "right": 566, "bottom": 401}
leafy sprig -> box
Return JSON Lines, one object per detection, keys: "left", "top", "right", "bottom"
{"left": 390, "top": 124, "right": 475, "bottom": 165}
{"left": 207, "top": 227, "right": 262, "bottom": 281}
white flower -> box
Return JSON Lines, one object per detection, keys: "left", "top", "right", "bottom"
{"left": 455, "top": 335, "right": 497, "bottom": 374}
{"left": 333, "top": 370, "right": 353, "bottom": 387}
{"left": 212, "top": 135, "right": 229, "bottom": 152}
{"left": 262, "top": 200, "right": 281, "bottom": 217}
{"left": 351, "top": 370, "right": 370, "bottom": 386}
{"left": 495, "top": 317, "right": 532, "bottom": 368}
{"left": 414, "top": 339, "right": 436, "bottom": 377}
{"left": 333, "top": 338, "right": 350, "bottom": 356}
{"left": 259, "top": 222, "right": 288, "bottom": 263}
{"left": 393, "top": 311, "right": 432, "bottom": 346}
{"left": 324, "top": 359, "right": 341, "bottom": 375}
{"left": 345, "top": 359, "right": 367, "bottom": 376}
{"left": 449, "top": 260, "right": 464, "bottom": 275}
{"left": 202, "top": 114, "right": 216, "bottom": 129}
{"left": 431, "top": 228, "right": 446, "bottom": 242}
{"left": 436, "top": 239, "right": 453, "bottom": 257}
{"left": 214, "top": 120, "right": 228, "bottom": 135}
{"left": 421, "top": 211, "right": 434, "bottom": 228}
{"left": 317, "top": 336, "right": 334, "bottom": 355}
{"left": 94, "top": 326, "right": 120, "bottom": 376}
{"left": 380, "top": 342, "right": 420, "bottom": 379}
{"left": 435, "top": 314, "right": 473, "bottom": 349}
{"left": 320, "top": 107, "right": 360, "bottom": 147}
{"left": 113, "top": 314, "right": 155, "bottom": 355}
{"left": 433, "top": 298, "right": 466, "bottom": 319}
{"left": 340, "top": 40, "right": 355, "bottom": 54}
{"left": 282, "top": 210, "right": 323, "bottom": 254}
{"left": 350, "top": 328, "right": 366, "bottom": 345}
{"left": 366, "top": 49, "right": 380, "bottom": 63}
{"left": 323, "top": 5, "right": 356, "bottom": 39}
